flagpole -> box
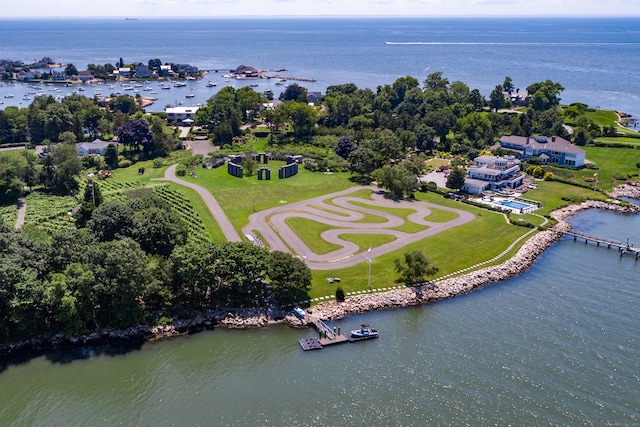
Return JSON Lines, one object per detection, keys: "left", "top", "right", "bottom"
{"left": 365, "top": 245, "right": 372, "bottom": 289}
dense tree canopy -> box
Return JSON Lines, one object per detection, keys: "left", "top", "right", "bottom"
{"left": 115, "top": 118, "right": 154, "bottom": 152}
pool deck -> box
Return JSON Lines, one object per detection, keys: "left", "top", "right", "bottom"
{"left": 472, "top": 195, "right": 539, "bottom": 215}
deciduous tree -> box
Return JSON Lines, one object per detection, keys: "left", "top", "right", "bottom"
{"left": 394, "top": 250, "right": 439, "bottom": 285}
{"left": 267, "top": 251, "right": 311, "bottom": 305}
{"left": 115, "top": 118, "right": 153, "bottom": 152}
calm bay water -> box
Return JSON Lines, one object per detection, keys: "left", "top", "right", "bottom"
{"left": 1, "top": 208, "right": 639, "bottom": 425}
{"left": 0, "top": 17, "right": 639, "bottom": 118}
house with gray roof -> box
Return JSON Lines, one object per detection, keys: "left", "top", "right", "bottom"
{"left": 462, "top": 155, "right": 524, "bottom": 195}
{"left": 499, "top": 135, "right": 585, "bottom": 168}
{"left": 77, "top": 139, "right": 117, "bottom": 156}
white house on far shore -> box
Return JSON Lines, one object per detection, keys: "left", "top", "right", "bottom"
{"left": 462, "top": 155, "right": 524, "bottom": 195}
{"left": 77, "top": 139, "right": 117, "bottom": 156}
{"left": 165, "top": 106, "right": 200, "bottom": 125}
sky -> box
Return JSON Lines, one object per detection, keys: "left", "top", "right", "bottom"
{"left": 3, "top": 0, "right": 639, "bottom": 18}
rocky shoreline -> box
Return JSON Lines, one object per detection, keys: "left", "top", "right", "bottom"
{"left": 2, "top": 189, "right": 638, "bottom": 362}
{"left": 286, "top": 193, "right": 640, "bottom": 326}
{"left": 0, "top": 306, "right": 287, "bottom": 362}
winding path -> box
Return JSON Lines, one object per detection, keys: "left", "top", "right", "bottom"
{"left": 243, "top": 186, "right": 475, "bottom": 270}
{"left": 15, "top": 198, "right": 26, "bottom": 229}
{"left": 156, "top": 165, "right": 474, "bottom": 270}
{"left": 154, "top": 164, "right": 241, "bottom": 242}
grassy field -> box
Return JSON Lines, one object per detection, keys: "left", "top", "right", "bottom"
{"left": 309, "top": 196, "right": 532, "bottom": 298}
{"left": 285, "top": 217, "right": 342, "bottom": 254}
{"left": 178, "top": 162, "right": 356, "bottom": 232}
{"left": 583, "top": 147, "right": 640, "bottom": 187}
{"left": 521, "top": 147, "right": 640, "bottom": 194}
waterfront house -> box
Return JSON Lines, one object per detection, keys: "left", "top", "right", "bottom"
{"left": 17, "top": 70, "right": 42, "bottom": 81}
{"left": 30, "top": 57, "right": 54, "bottom": 69}
{"left": 77, "top": 70, "right": 94, "bottom": 82}
{"left": 159, "top": 65, "right": 173, "bottom": 77}
{"left": 52, "top": 70, "right": 67, "bottom": 81}
{"left": 177, "top": 63, "right": 199, "bottom": 77}
{"left": 503, "top": 89, "right": 529, "bottom": 107}
{"left": 115, "top": 67, "right": 132, "bottom": 77}
{"left": 462, "top": 155, "right": 524, "bottom": 195}
{"left": 165, "top": 106, "right": 200, "bottom": 125}
{"left": 77, "top": 139, "right": 117, "bottom": 156}
{"left": 135, "top": 64, "right": 152, "bottom": 79}
{"left": 499, "top": 135, "right": 585, "bottom": 168}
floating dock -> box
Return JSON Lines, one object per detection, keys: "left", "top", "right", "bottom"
{"left": 298, "top": 315, "right": 378, "bottom": 351}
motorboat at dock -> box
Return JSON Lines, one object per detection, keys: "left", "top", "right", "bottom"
{"left": 350, "top": 324, "right": 379, "bottom": 340}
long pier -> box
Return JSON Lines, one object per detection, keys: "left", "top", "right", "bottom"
{"left": 565, "top": 230, "right": 640, "bottom": 259}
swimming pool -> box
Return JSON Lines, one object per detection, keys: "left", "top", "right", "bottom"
{"left": 500, "top": 200, "right": 532, "bottom": 210}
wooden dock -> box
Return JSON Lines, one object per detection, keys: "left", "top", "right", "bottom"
{"left": 565, "top": 230, "right": 640, "bottom": 259}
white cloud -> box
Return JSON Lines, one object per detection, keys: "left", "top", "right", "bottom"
{"left": 2, "top": 0, "right": 639, "bottom": 17}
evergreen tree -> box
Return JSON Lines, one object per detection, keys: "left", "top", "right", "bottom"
{"left": 446, "top": 166, "right": 467, "bottom": 190}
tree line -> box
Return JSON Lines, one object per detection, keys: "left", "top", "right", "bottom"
{"left": 0, "top": 188, "right": 311, "bottom": 343}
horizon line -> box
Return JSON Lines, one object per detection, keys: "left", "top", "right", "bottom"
{"left": 1, "top": 14, "right": 638, "bottom": 19}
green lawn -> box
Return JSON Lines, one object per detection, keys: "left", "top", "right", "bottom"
{"left": 340, "top": 233, "right": 398, "bottom": 252}
{"left": 427, "top": 207, "right": 462, "bottom": 223}
{"left": 310, "top": 201, "right": 531, "bottom": 298}
{"left": 109, "top": 160, "right": 167, "bottom": 183}
{"left": 583, "top": 147, "right": 640, "bottom": 187}
{"left": 179, "top": 163, "right": 356, "bottom": 231}
{"left": 509, "top": 181, "right": 608, "bottom": 216}
{"left": 285, "top": 217, "right": 342, "bottom": 254}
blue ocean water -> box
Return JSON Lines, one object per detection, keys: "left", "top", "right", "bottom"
{"left": 0, "top": 17, "right": 639, "bottom": 117}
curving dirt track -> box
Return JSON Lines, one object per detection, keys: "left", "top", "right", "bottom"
{"left": 242, "top": 186, "right": 475, "bottom": 270}
{"left": 156, "top": 164, "right": 241, "bottom": 242}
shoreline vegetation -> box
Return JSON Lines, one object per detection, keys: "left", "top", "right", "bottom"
{"left": 2, "top": 187, "right": 638, "bottom": 363}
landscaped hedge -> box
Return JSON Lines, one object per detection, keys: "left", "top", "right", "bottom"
{"left": 591, "top": 141, "right": 638, "bottom": 149}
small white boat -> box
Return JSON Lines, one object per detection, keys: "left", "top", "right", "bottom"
{"left": 206, "top": 81, "right": 217, "bottom": 87}
{"left": 185, "top": 93, "right": 195, "bottom": 98}
{"left": 350, "top": 324, "right": 379, "bottom": 339}
{"left": 4, "top": 94, "right": 14, "bottom": 98}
